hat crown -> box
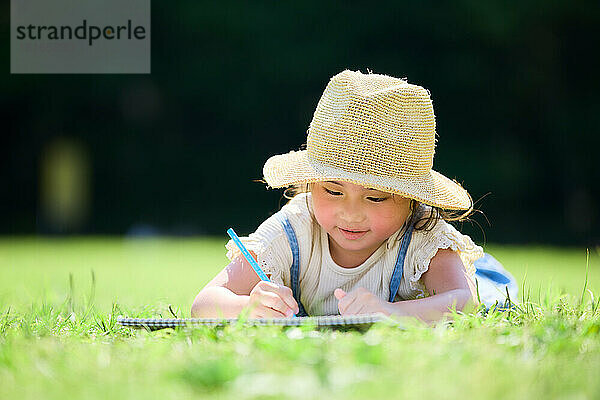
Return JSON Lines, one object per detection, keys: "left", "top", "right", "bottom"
{"left": 307, "top": 70, "right": 436, "bottom": 178}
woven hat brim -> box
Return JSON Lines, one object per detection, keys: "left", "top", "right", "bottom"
{"left": 263, "top": 150, "right": 472, "bottom": 210}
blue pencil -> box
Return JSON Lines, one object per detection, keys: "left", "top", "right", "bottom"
{"left": 227, "top": 228, "right": 296, "bottom": 318}
{"left": 226, "top": 228, "right": 270, "bottom": 282}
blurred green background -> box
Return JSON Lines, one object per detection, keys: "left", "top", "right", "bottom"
{"left": 3, "top": 1, "right": 599, "bottom": 245}
{"left": 1, "top": 238, "right": 598, "bottom": 313}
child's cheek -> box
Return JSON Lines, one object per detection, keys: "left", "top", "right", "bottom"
{"left": 312, "top": 196, "right": 334, "bottom": 229}
{"left": 371, "top": 207, "right": 407, "bottom": 235}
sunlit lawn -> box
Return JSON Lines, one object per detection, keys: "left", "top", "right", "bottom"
{"left": 0, "top": 238, "right": 599, "bottom": 399}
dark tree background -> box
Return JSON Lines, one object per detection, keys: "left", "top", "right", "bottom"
{"left": 2, "top": 1, "right": 599, "bottom": 245}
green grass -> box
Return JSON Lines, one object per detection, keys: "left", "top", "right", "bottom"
{"left": 0, "top": 238, "right": 599, "bottom": 399}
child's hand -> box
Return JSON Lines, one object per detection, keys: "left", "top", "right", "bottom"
{"left": 334, "top": 287, "right": 391, "bottom": 316}
{"left": 248, "top": 281, "right": 299, "bottom": 318}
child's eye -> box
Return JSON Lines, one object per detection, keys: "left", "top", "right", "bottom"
{"left": 324, "top": 188, "right": 342, "bottom": 196}
{"left": 367, "top": 197, "right": 388, "bottom": 203}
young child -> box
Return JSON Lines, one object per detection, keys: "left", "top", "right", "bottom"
{"left": 192, "top": 70, "right": 517, "bottom": 322}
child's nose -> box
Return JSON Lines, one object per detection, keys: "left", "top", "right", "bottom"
{"left": 340, "top": 201, "right": 366, "bottom": 223}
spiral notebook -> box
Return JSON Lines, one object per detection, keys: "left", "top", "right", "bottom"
{"left": 117, "top": 314, "right": 399, "bottom": 331}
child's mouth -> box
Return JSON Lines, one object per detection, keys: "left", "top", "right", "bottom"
{"left": 339, "top": 228, "right": 368, "bottom": 240}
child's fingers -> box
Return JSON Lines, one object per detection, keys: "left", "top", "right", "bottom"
{"left": 253, "top": 280, "right": 280, "bottom": 292}
{"left": 344, "top": 301, "right": 367, "bottom": 315}
{"left": 337, "top": 287, "right": 374, "bottom": 315}
{"left": 251, "top": 281, "right": 298, "bottom": 315}
{"left": 334, "top": 288, "right": 346, "bottom": 300}
{"left": 261, "top": 282, "right": 298, "bottom": 314}
{"left": 337, "top": 289, "right": 359, "bottom": 315}
{"left": 260, "top": 291, "right": 293, "bottom": 315}
{"left": 250, "top": 304, "right": 288, "bottom": 319}
{"left": 274, "top": 285, "right": 299, "bottom": 314}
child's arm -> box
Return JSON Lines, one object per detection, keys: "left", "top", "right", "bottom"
{"left": 335, "top": 248, "right": 477, "bottom": 323}
{"left": 191, "top": 255, "right": 299, "bottom": 318}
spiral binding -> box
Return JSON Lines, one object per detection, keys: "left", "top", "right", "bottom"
{"left": 117, "top": 314, "right": 397, "bottom": 331}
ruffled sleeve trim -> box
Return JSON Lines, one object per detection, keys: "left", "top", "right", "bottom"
{"left": 225, "top": 233, "right": 287, "bottom": 285}
{"left": 407, "top": 221, "right": 484, "bottom": 297}
{"left": 223, "top": 193, "right": 312, "bottom": 287}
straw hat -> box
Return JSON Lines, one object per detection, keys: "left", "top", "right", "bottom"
{"left": 263, "top": 70, "right": 472, "bottom": 210}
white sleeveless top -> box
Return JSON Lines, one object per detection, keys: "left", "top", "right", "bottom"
{"left": 225, "top": 192, "right": 483, "bottom": 316}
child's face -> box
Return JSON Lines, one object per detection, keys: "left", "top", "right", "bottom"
{"left": 310, "top": 181, "right": 411, "bottom": 267}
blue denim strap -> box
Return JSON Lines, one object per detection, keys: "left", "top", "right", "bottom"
{"left": 388, "top": 224, "right": 414, "bottom": 302}
{"left": 275, "top": 214, "right": 309, "bottom": 317}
